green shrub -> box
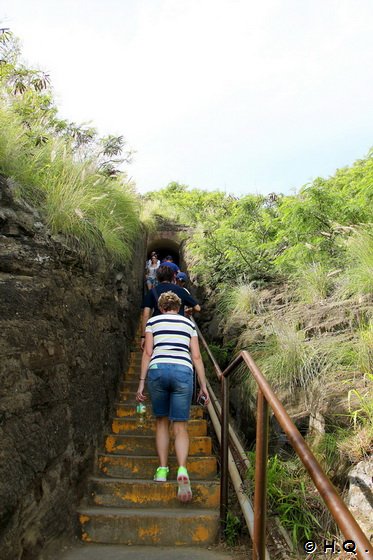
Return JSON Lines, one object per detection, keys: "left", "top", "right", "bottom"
{"left": 224, "top": 511, "right": 241, "bottom": 546}
{"left": 337, "top": 227, "right": 373, "bottom": 298}
{"left": 246, "top": 453, "right": 332, "bottom": 546}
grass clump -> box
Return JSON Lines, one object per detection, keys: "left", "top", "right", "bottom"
{"left": 293, "top": 262, "right": 334, "bottom": 303}
{"left": 249, "top": 322, "right": 321, "bottom": 391}
{"left": 246, "top": 452, "right": 333, "bottom": 546}
{"left": 345, "top": 372, "right": 373, "bottom": 457}
{"left": 218, "top": 282, "right": 263, "bottom": 325}
{"left": 356, "top": 320, "right": 373, "bottom": 376}
{"left": 224, "top": 511, "right": 241, "bottom": 546}
{"left": 0, "top": 103, "right": 140, "bottom": 262}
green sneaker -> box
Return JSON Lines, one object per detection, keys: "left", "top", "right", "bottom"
{"left": 154, "top": 466, "right": 169, "bottom": 482}
{"left": 177, "top": 466, "right": 192, "bottom": 502}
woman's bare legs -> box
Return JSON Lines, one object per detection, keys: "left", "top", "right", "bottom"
{"left": 155, "top": 416, "right": 170, "bottom": 466}
{"left": 173, "top": 421, "right": 192, "bottom": 501}
{"left": 173, "top": 421, "right": 189, "bottom": 467}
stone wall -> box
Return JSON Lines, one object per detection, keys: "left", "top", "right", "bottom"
{"left": 0, "top": 177, "right": 145, "bottom": 560}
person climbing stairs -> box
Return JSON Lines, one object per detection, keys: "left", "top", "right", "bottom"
{"left": 77, "top": 349, "right": 220, "bottom": 546}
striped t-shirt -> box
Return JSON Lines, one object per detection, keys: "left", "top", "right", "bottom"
{"left": 145, "top": 313, "right": 197, "bottom": 372}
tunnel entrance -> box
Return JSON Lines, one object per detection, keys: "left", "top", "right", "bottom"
{"left": 146, "top": 238, "right": 180, "bottom": 265}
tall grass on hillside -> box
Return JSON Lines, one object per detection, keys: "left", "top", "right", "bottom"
{"left": 293, "top": 262, "right": 333, "bottom": 304}
{"left": 138, "top": 197, "right": 166, "bottom": 232}
{"left": 337, "top": 226, "right": 373, "bottom": 298}
{"left": 338, "top": 371, "right": 373, "bottom": 462}
{"left": 0, "top": 104, "right": 140, "bottom": 262}
{"left": 218, "top": 282, "right": 263, "bottom": 326}
{"left": 357, "top": 319, "right": 373, "bottom": 375}
{"left": 0, "top": 105, "right": 50, "bottom": 202}
{"left": 240, "top": 321, "right": 346, "bottom": 394}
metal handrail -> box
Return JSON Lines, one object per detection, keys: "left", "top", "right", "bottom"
{"left": 195, "top": 324, "right": 373, "bottom": 560}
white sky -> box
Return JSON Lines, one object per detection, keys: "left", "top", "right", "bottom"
{"left": 2, "top": 0, "right": 373, "bottom": 196}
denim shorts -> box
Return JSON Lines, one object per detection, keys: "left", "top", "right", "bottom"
{"left": 146, "top": 276, "right": 157, "bottom": 287}
{"left": 147, "top": 364, "right": 193, "bottom": 421}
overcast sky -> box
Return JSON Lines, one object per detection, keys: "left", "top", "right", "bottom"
{"left": 3, "top": 0, "right": 373, "bottom": 196}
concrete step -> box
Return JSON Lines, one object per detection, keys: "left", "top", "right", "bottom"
{"left": 97, "top": 454, "right": 218, "bottom": 480}
{"left": 51, "top": 543, "right": 236, "bottom": 560}
{"left": 127, "top": 356, "right": 142, "bottom": 367}
{"left": 111, "top": 418, "right": 207, "bottom": 437}
{"left": 104, "top": 435, "right": 212, "bottom": 456}
{"left": 126, "top": 365, "right": 141, "bottom": 376}
{"left": 115, "top": 392, "right": 137, "bottom": 403}
{"left": 128, "top": 355, "right": 142, "bottom": 363}
{"left": 119, "top": 381, "right": 141, "bottom": 394}
{"left": 87, "top": 477, "right": 220, "bottom": 509}
{"left": 114, "top": 403, "right": 204, "bottom": 419}
{"left": 78, "top": 507, "right": 220, "bottom": 545}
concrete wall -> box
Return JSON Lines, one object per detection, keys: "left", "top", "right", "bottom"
{"left": 0, "top": 177, "right": 146, "bottom": 560}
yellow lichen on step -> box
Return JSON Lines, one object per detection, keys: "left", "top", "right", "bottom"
{"left": 79, "top": 515, "right": 90, "bottom": 525}
{"left": 113, "top": 486, "right": 146, "bottom": 504}
{"left": 116, "top": 408, "right": 128, "bottom": 417}
{"left": 97, "top": 456, "right": 107, "bottom": 471}
{"left": 138, "top": 525, "right": 160, "bottom": 543}
{"left": 192, "top": 524, "right": 210, "bottom": 542}
{"left": 111, "top": 419, "right": 120, "bottom": 434}
{"left": 105, "top": 436, "right": 116, "bottom": 453}
{"left": 81, "top": 532, "right": 92, "bottom": 542}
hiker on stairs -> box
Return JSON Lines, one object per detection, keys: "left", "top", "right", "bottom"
{"left": 140, "top": 265, "right": 200, "bottom": 349}
{"left": 136, "top": 290, "right": 210, "bottom": 503}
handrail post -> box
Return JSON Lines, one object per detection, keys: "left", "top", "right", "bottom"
{"left": 253, "top": 389, "right": 269, "bottom": 560}
{"left": 220, "top": 374, "right": 229, "bottom": 536}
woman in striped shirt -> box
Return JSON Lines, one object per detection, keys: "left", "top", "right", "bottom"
{"left": 136, "top": 291, "right": 210, "bottom": 502}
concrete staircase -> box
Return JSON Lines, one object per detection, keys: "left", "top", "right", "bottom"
{"left": 77, "top": 350, "right": 220, "bottom": 546}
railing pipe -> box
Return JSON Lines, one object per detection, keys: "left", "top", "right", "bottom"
{"left": 194, "top": 323, "right": 223, "bottom": 380}
{"left": 240, "top": 351, "right": 373, "bottom": 559}
{"left": 206, "top": 386, "right": 270, "bottom": 560}
{"left": 253, "top": 390, "right": 269, "bottom": 560}
{"left": 220, "top": 375, "right": 229, "bottom": 534}
{"left": 193, "top": 323, "right": 230, "bottom": 532}
{"left": 222, "top": 352, "right": 244, "bottom": 378}
{"left": 196, "top": 327, "right": 372, "bottom": 559}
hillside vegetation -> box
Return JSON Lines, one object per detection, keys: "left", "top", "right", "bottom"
{"left": 0, "top": 29, "right": 140, "bottom": 262}
{"left": 145, "top": 166, "right": 373, "bottom": 542}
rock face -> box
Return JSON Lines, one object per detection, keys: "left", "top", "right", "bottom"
{"left": 0, "top": 177, "right": 145, "bottom": 559}
{"left": 347, "top": 459, "right": 373, "bottom": 542}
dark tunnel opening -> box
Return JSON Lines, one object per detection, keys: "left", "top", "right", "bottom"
{"left": 146, "top": 239, "right": 180, "bottom": 266}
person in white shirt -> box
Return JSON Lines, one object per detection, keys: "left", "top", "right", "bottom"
{"left": 145, "top": 253, "right": 160, "bottom": 290}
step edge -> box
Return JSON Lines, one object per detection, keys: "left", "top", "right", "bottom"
{"left": 88, "top": 476, "right": 220, "bottom": 485}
